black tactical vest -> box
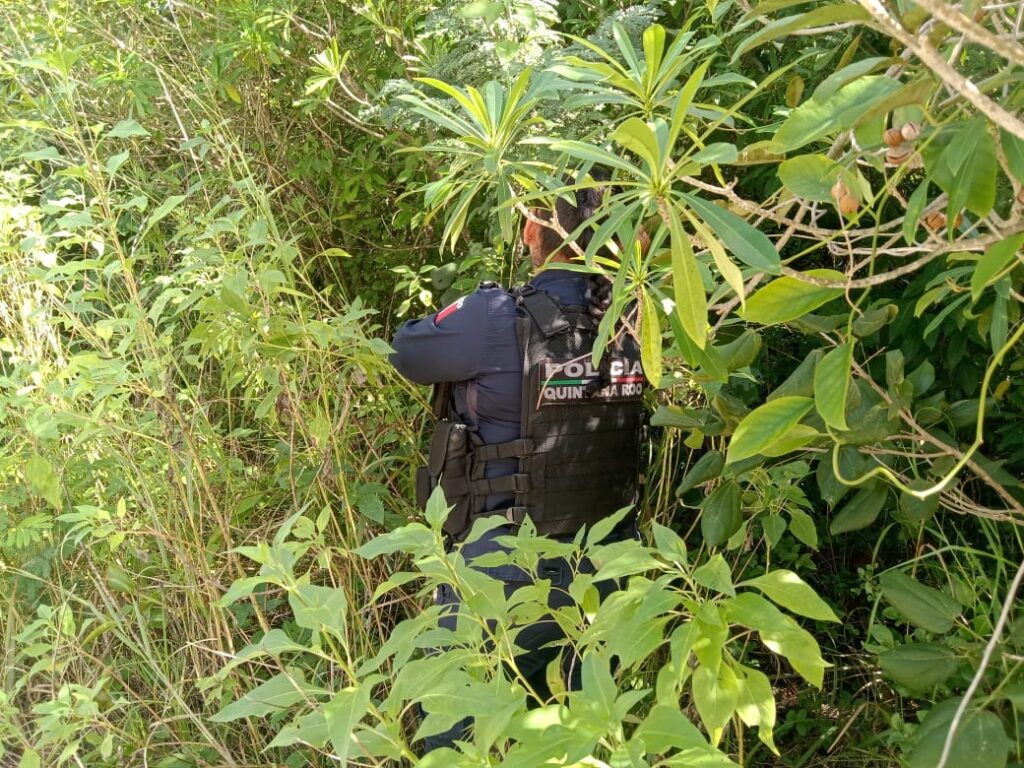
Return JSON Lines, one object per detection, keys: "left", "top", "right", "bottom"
{"left": 416, "top": 285, "right": 646, "bottom": 539}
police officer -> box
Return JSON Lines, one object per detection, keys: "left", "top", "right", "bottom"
{"left": 389, "top": 180, "right": 647, "bottom": 751}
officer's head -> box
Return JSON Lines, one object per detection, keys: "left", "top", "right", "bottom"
{"left": 523, "top": 172, "right": 647, "bottom": 270}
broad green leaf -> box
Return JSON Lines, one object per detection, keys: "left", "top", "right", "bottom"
{"left": 681, "top": 193, "right": 780, "bottom": 273}
{"left": 693, "top": 553, "right": 735, "bottom": 596}
{"left": 897, "top": 479, "right": 940, "bottom": 524}
{"left": 812, "top": 56, "right": 891, "bottom": 101}
{"left": 677, "top": 450, "right": 725, "bottom": 495}
{"left": 741, "top": 270, "right": 845, "bottom": 325}
{"left": 107, "top": 119, "right": 149, "bottom": 139}
{"left": 735, "top": 665, "right": 776, "bottom": 752}
{"left": 210, "top": 671, "right": 320, "bottom": 722}
{"left": 879, "top": 570, "right": 961, "bottom": 634}
{"left": 458, "top": 0, "right": 503, "bottom": 22}
{"left": 759, "top": 423, "right": 819, "bottom": 457}
{"left": 814, "top": 342, "right": 853, "bottom": 431}
{"left": 718, "top": 330, "right": 762, "bottom": 371}
{"left": 971, "top": 234, "right": 1024, "bottom": 302}
{"left": 667, "top": 206, "right": 708, "bottom": 349}
{"left": 289, "top": 583, "right": 348, "bottom": 636}
{"left": 829, "top": 482, "right": 887, "bottom": 534}
{"left": 726, "top": 396, "right": 813, "bottom": 463}
{"left": 268, "top": 709, "right": 329, "bottom": 749}
{"left": 740, "top": 570, "right": 839, "bottom": 622}
{"left": 19, "top": 750, "right": 41, "bottom": 768}
{"left": 690, "top": 143, "right": 738, "bottom": 166}
{"left": 25, "top": 453, "right": 61, "bottom": 508}
{"left": 775, "top": 76, "right": 902, "bottom": 151}
{"left": 353, "top": 522, "right": 435, "bottom": 559}
{"left": 908, "top": 701, "right": 1010, "bottom": 768}
{"left": 723, "top": 593, "right": 828, "bottom": 687}
{"left": 788, "top": 508, "right": 818, "bottom": 549}
{"left": 651, "top": 522, "right": 688, "bottom": 564}
{"left": 777, "top": 154, "right": 842, "bottom": 202}
{"left": 851, "top": 304, "right": 898, "bottom": 337}
{"left": 769, "top": 348, "right": 823, "bottom": 400}
{"left": 701, "top": 480, "right": 742, "bottom": 548}
{"left": 324, "top": 683, "right": 371, "bottom": 763}
{"left": 424, "top": 484, "right": 450, "bottom": 530}
{"left": 613, "top": 117, "right": 661, "bottom": 172}
{"left": 640, "top": 290, "right": 663, "bottom": 387}
{"left": 877, "top": 643, "right": 960, "bottom": 691}
{"left": 634, "top": 704, "right": 709, "bottom": 753}
{"left": 692, "top": 664, "right": 739, "bottom": 742}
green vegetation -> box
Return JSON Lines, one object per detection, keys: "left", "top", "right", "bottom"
{"left": 2, "top": 0, "right": 1022, "bottom": 766}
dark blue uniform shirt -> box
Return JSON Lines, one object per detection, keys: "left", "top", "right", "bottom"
{"left": 390, "top": 270, "right": 591, "bottom": 570}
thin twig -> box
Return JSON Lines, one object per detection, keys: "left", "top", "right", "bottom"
{"left": 936, "top": 556, "right": 1024, "bottom": 768}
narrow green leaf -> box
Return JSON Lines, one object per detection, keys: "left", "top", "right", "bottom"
{"left": 685, "top": 210, "right": 745, "bottom": 307}
{"left": 640, "top": 290, "right": 663, "bottom": 388}
{"left": 669, "top": 59, "right": 712, "bottom": 149}
{"left": 903, "top": 180, "right": 929, "bottom": 245}
{"left": 734, "top": 5, "right": 870, "bottom": 58}
{"left": 726, "top": 396, "right": 813, "bottom": 463}
{"left": 971, "top": 234, "right": 1024, "bottom": 302}
{"left": 667, "top": 205, "right": 708, "bottom": 349}
{"left": 1001, "top": 129, "right": 1024, "bottom": 184}
{"left": 681, "top": 193, "right": 780, "bottom": 273}
{"left": 814, "top": 342, "right": 853, "bottom": 431}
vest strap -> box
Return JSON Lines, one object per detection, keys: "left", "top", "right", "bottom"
{"left": 469, "top": 473, "right": 531, "bottom": 495}
{"left": 473, "top": 438, "right": 534, "bottom": 461}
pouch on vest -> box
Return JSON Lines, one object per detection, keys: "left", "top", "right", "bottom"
{"left": 416, "top": 418, "right": 473, "bottom": 537}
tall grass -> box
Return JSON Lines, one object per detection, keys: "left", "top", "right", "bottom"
{"left": 1, "top": 3, "right": 423, "bottom": 764}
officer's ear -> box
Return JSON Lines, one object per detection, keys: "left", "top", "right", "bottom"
{"left": 523, "top": 214, "right": 539, "bottom": 246}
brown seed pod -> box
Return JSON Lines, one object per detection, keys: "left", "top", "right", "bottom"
{"left": 900, "top": 121, "right": 922, "bottom": 141}
{"left": 838, "top": 194, "right": 859, "bottom": 215}
{"left": 831, "top": 179, "right": 848, "bottom": 201}
{"left": 953, "top": 212, "right": 964, "bottom": 229}
{"left": 884, "top": 128, "right": 905, "bottom": 147}
{"left": 886, "top": 144, "right": 912, "bottom": 165}
{"left": 924, "top": 212, "right": 946, "bottom": 230}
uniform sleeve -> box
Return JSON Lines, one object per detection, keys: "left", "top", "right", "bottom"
{"left": 389, "top": 290, "right": 489, "bottom": 384}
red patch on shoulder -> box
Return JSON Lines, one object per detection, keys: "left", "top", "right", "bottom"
{"left": 434, "top": 297, "right": 465, "bottom": 326}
